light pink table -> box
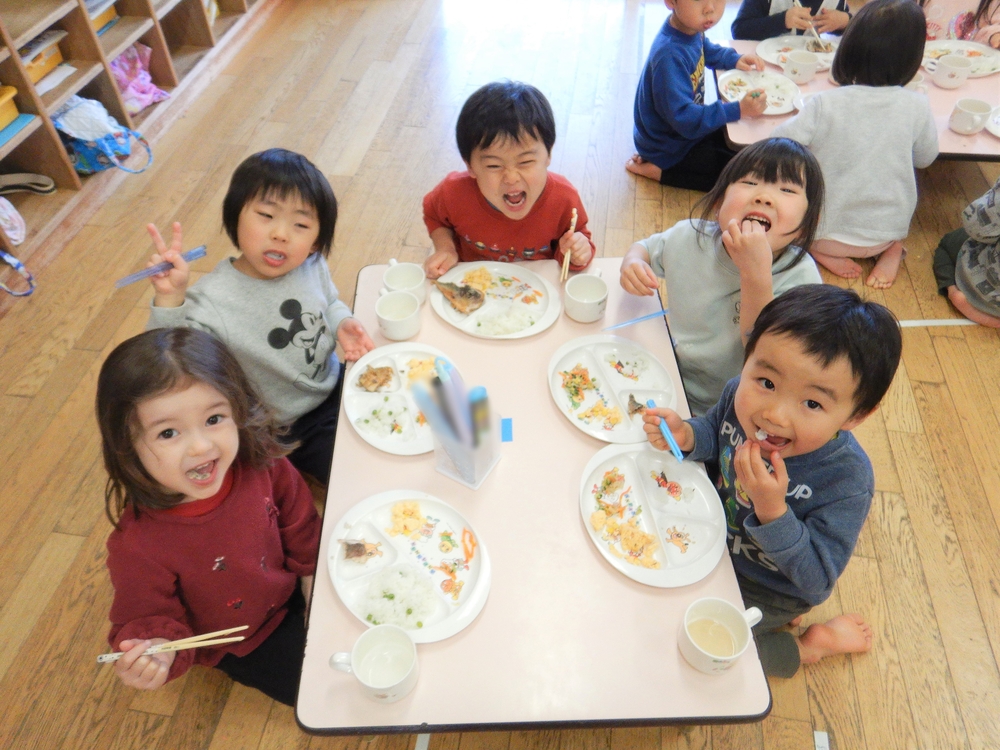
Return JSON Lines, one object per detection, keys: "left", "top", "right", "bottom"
{"left": 296, "top": 258, "right": 770, "bottom": 735}
{"left": 721, "top": 39, "right": 1000, "bottom": 161}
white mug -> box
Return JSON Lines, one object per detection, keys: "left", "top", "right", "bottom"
{"left": 782, "top": 50, "right": 818, "bottom": 85}
{"left": 383, "top": 258, "right": 427, "bottom": 305}
{"left": 330, "top": 625, "right": 418, "bottom": 703}
{"left": 564, "top": 270, "right": 608, "bottom": 323}
{"left": 376, "top": 290, "right": 421, "bottom": 340}
{"left": 677, "top": 598, "right": 762, "bottom": 675}
{"left": 949, "top": 98, "right": 992, "bottom": 135}
{"left": 929, "top": 54, "right": 972, "bottom": 89}
{"left": 905, "top": 72, "right": 928, "bottom": 95}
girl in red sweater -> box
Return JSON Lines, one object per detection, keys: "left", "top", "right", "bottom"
{"left": 96, "top": 327, "right": 320, "bottom": 706}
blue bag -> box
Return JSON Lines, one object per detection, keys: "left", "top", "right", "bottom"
{"left": 52, "top": 95, "right": 152, "bottom": 175}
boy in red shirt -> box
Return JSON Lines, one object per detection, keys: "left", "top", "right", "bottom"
{"left": 423, "top": 81, "right": 596, "bottom": 278}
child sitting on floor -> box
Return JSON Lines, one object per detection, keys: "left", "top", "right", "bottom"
{"left": 627, "top": 0, "right": 769, "bottom": 192}
{"left": 144, "top": 148, "right": 374, "bottom": 485}
{"left": 933, "top": 174, "right": 1000, "bottom": 328}
{"left": 98, "top": 328, "right": 320, "bottom": 706}
{"left": 643, "top": 285, "right": 902, "bottom": 677}
{"left": 731, "top": 0, "right": 851, "bottom": 41}
{"left": 620, "top": 138, "right": 823, "bottom": 416}
{"left": 423, "top": 80, "right": 595, "bottom": 279}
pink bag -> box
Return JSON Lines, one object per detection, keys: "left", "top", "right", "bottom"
{"left": 110, "top": 43, "right": 169, "bottom": 116}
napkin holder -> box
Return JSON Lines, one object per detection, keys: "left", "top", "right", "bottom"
{"left": 431, "top": 415, "right": 501, "bottom": 490}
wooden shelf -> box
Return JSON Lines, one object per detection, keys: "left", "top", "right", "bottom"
{"left": 130, "top": 90, "right": 173, "bottom": 129}
{"left": 3, "top": 185, "right": 76, "bottom": 250}
{"left": 169, "top": 44, "right": 208, "bottom": 81}
{"left": 0, "top": 46, "right": 8, "bottom": 64}
{"left": 0, "top": 0, "right": 78, "bottom": 48}
{"left": 212, "top": 11, "right": 241, "bottom": 39}
{"left": 152, "top": 0, "right": 185, "bottom": 20}
{"left": 98, "top": 15, "right": 154, "bottom": 61}
{"left": 40, "top": 60, "right": 102, "bottom": 113}
{"left": 0, "top": 113, "right": 39, "bottom": 161}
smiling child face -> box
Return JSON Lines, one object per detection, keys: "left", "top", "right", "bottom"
{"left": 716, "top": 172, "right": 809, "bottom": 254}
{"left": 466, "top": 133, "right": 551, "bottom": 220}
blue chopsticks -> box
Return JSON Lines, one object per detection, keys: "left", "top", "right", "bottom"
{"left": 647, "top": 399, "right": 684, "bottom": 463}
{"left": 602, "top": 308, "right": 669, "bottom": 332}
{"left": 115, "top": 245, "right": 207, "bottom": 288}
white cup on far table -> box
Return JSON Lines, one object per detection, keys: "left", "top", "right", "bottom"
{"left": 677, "top": 597, "right": 763, "bottom": 675}
{"left": 905, "top": 72, "right": 928, "bottom": 94}
{"left": 949, "top": 98, "right": 993, "bottom": 135}
{"left": 376, "top": 290, "right": 421, "bottom": 340}
{"left": 330, "top": 624, "right": 419, "bottom": 703}
{"left": 564, "top": 270, "right": 608, "bottom": 323}
{"left": 929, "top": 54, "right": 972, "bottom": 89}
{"left": 782, "top": 50, "right": 818, "bottom": 85}
{"left": 382, "top": 258, "right": 427, "bottom": 305}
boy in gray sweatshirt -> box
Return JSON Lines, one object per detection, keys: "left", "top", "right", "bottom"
{"left": 644, "top": 285, "right": 901, "bottom": 676}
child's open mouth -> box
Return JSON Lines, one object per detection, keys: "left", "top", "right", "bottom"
{"left": 753, "top": 429, "right": 790, "bottom": 451}
{"left": 503, "top": 191, "right": 528, "bottom": 210}
{"left": 743, "top": 213, "right": 771, "bottom": 231}
{"left": 186, "top": 460, "right": 217, "bottom": 483}
{"left": 263, "top": 251, "right": 286, "bottom": 267}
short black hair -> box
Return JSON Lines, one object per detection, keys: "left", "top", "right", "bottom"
{"left": 831, "top": 0, "right": 925, "bottom": 87}
{"left": 744, "top": 285, "right": 902, "bottom": 417}
{"left": 455, "top": 81, "right": 556, "bottom": 163}
{"left": 222, "top": 148, "right": 338, "bottom": 256}
{"left": 695, "top": 137, "right": 825, "bottom": 264}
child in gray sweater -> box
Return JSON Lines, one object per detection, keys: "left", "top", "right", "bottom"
{"left": 145, "top": 149, "right": 374, "bottom": 484}
{"left": 644, "top": 285, "right": 902, "bottom": 677}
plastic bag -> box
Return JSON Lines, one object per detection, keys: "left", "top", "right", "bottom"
{"left": 52, "top": 95, "right": 152, "bottom": 175}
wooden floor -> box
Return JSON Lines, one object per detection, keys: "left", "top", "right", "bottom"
{"left": 1, "top": 0, "right": 999, "bottom": 747}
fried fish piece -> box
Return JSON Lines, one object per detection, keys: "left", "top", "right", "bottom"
{"left": 434, "top": 280, "right": 485, "bottom": 314}
{"left": 357, "top": 365, "right": 393, "bottom": 392}
{"left": 627, "top": 394, "right": 646, "bottom": 417}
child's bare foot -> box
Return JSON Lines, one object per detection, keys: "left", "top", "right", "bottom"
{"left": 947, "top": 286, "right": 1000, "bottom": 328}
{"left": 796, "top": 614, "right": 873, "bottom": 665}
{"left": 866, "top": 242, "right": 904, "bottom": 289}
{"left": 810, "top": 252, "right": 863, "bottom": 279}
{"left": 626, "top": 154, "right": 662, "bottom": 183}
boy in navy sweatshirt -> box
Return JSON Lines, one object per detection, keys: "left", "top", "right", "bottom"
{"left": 627, "top": 0, "right": 769, "bottom": 192}
{"left": 644, "top": 286, "right": 902, "bottom": 677}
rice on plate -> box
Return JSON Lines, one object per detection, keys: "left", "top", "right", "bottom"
{"left": 474, "top": 304, "right": 537, "bottom": 336}
{"left": 361, "top": 564, "right": 438, "bottom": 629}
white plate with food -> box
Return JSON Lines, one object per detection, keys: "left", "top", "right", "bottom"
{"left": 580, "top": 444, "right": 726, "bottom": 587}
{"left": 717, "top": 70, "right": 800, "bottom": 116}
{"left": 987, "top": 107, "right": 1000, "bottom": 138}
{"left": 429, "top": 262, "right": 561, "bottom": 339}
{"left": 344, "top": 343, "right": 460, "bottom": 455}
{"left": 756, "top": 34, "right": 839, "bottom": 71}
{"left": 328, "top": 490, "right": 491, "bottom": 643}
{"left": 548, "top": 335, "right": 677, "bottom": 444}
{"left": 923, "top": 40, "right": 1000, "bottom": 77}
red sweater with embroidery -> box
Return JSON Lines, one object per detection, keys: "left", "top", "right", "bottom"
{"left": 105, "top": 458, "right": 320, "bottom": 681}
{"left": 423, "top": 171, "right": 596, "bottom": 269}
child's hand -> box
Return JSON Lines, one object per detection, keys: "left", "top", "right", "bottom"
{"left": 739, "top": 90, "right": 768, "bottom": 118}
{"left": 722, "top": 218, "right": 773, "bottom": 276}
{"left": 642, "top": 407, "right": 694, "bottom": 453}
{"left": 337, "top": 318, "right": 375, "bottom": 361}
{"left": 147, "top": 222, "right": 189, "bottom": 308}
{"left": 991, "top": 32, "right": 1000, "bottom": 49}
{"left": 114, "top": 638, "right": 175, "bottom": 691}
{"left": 813, "top": 7, "right": 849, "bottom": 32}
{"left": 620, "top": 257, "right": 659, "bottom": 297}
{"left": 784, "top": 5, "right": 814, "bottom": 31}
{"left": 560, "top": 230, "right": 592, "bottom": 267}
{"left": 734, "top": 441, "right": 788, "bottom": 524}
{"left": 735, "top": 54, "right": 765, "bottom": 72}
{"left": 425, "top": 247, "right": 458, "bottom": 279}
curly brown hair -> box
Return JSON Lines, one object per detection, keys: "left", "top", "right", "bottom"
{"left": 96, "top": 328, "right": 289, "bottom": 527}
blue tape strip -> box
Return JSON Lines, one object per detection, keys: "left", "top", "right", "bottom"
{"left": 500, "top": 418, "right": 513, "bottom": 442}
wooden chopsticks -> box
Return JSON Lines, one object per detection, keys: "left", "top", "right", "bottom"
{"left": 96, "top": 625, "right": 249, "bottom": 664}
{"left": 560, "top": 208, "right": 579, "bottom": 283}
{"left": 792, "top": 0, "right": 826, "bottom": 46}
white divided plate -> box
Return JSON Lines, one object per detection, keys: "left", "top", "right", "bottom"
{"left": 923, "top": 40, "right": 1000, "bottom": 77}
{"left": 548, "top": 335, "right": 677, "bottom": 444}
{"left": 344, "top": 343, "right": 459, "bottom": 455}
{"left": 328, "top": 490, "right": 491, "bottom": 643}
{"left": 429, "top": 261, "right": 561, "bottom": 339}
{"left": 717, "top": 70, "right": 800, "bottom": 116}
{"left": 792, "top": 92, "right": 817, "bottom": 111}
{"left": 987, "top": 107, "right": 1000, "bottom": 139}
{"left": 756, "top": 34, "right": 839, "bottom": 71}
{"left": 580, "top": 444, "right": 726, "bottom": 587}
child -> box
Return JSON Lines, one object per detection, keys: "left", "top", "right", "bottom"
{"left": 919, "top": 0, "right": 999, "bottom": 44}
{"left": 145, "top": 148, "right": 374, "bottom": 485}
{"left": 620, "top": 138, "right": 823, "bottom": 416}
{"left": 644, "top": 285, "right": 902, "bottom": 677}
{"left": 627, "top": 0, "right": 769, "bottom": 192}
{"left": 933, "top": 175, "right": 1000, "bottom": 327}
{"left": 423, "top": 81, "right": 595, "bottom": 279}
{"left": 772, "top": 0, "right": 938, "bottom": 290}
{"left": 96, "top": 328, "right": 320, "bottom": 706}
{"left": 968, "top": 0, "right": 1000, "bottom": 46}
{"left": 731, "top": 0, "right": 851, "bottom": 41}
